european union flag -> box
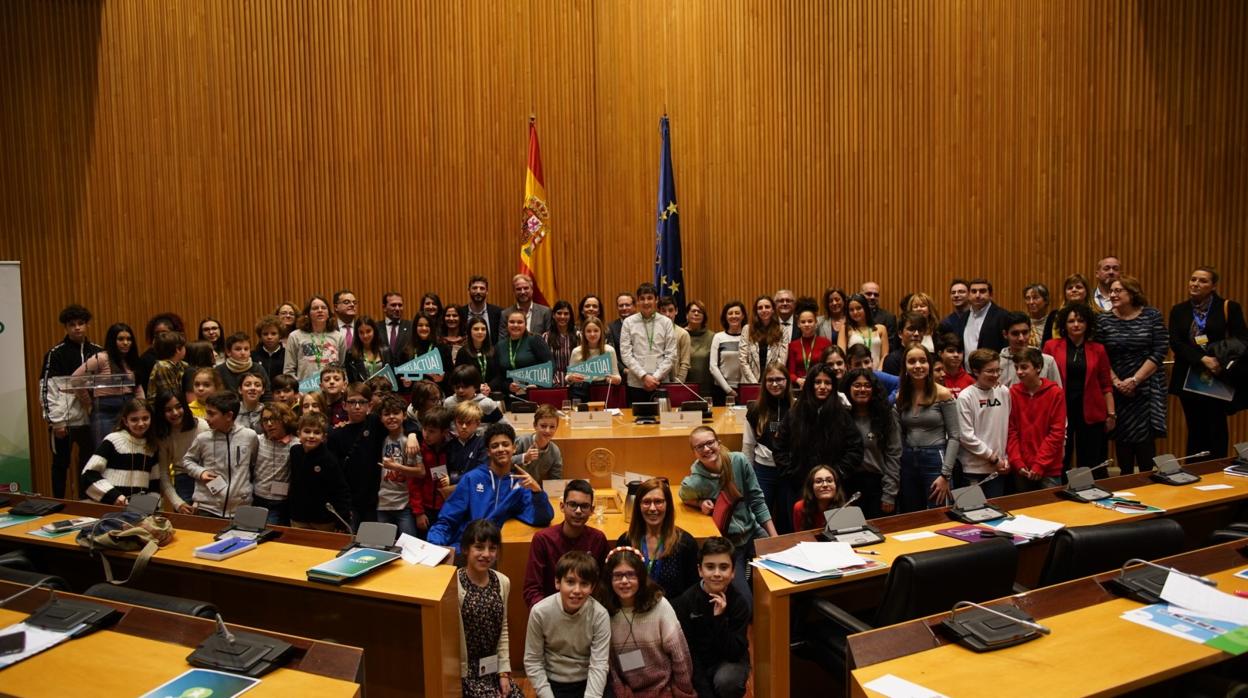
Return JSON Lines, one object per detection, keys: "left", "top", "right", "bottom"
{"left": 654, "top": 115, "right": 686, "bottom": 320}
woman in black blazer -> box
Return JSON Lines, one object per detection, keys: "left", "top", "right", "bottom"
{"left": 1168, "top": 266, "right": 1247, "bottom": 460}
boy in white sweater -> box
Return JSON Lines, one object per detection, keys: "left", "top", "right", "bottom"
{"left": 524, "top": 551, "right": 611, "bottom": 698}
{"left": 956, "top": 348, "right": 1011, "bottom": 498}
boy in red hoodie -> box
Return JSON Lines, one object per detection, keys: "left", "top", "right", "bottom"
{"left": 1008, "top": 347, "right": 1067, "bottom": 490}
{"left": 409, "top": 405, "right": 453, "bottom": 537}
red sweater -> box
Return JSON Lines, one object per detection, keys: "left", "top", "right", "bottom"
{"left": 1007, "top": 379, "right": 1067, "bottom": 478}
{"left": 787, "top": 336, "right": 832, "bottom": 383}
{"left": 942, "top": 367, "right": 975, "bottom": 397}
{"left": 407, "top": 441, "right": 448, "bottom": 515}
{"left": 522, "top": 524, "right": 609, "bottom": 607}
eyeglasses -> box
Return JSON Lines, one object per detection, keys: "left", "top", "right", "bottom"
{"left": 765, "top": 377, "right": 787, "bottom": 384}
{"left": 259, "top": 416, "right": 278, "bottom": 424}
{"left": 564, "top": 502, "right": 593, "bottom": 512}
{"left": 1107, "top": 289, "right": 1124, "bottom": 296}
{"left": 813, "top": 477, "right": 837, "bottom": 486}
{"left": 640, "top": 498, "right": 666, "bottom": 509}
{"left": 612, "top": 572, "right": 638, "bottom": 582}
{"left": 692, "top": 438, "right": 718, "bottom": 452}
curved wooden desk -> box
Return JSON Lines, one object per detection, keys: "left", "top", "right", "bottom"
{"left": 0, "top": 497, "right": 457, "bottom": 698}
{"left": 850, "top": 541, "right": 1248, "bottom": 697}
{"left": 752, "top": 459, "right": 1248, "bottom": 698}
{"left": 509, "top": 406, "right": 745, "bottom": 483}
{"left": 0, "top": 583, "right": 363, "bottom": 697}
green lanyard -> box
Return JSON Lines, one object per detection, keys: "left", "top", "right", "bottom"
{"left": 311, "top": 332, "right": 325, "bottom": 369}
{"left": 800, "top": 336, "right": 816, "bottom": 371}
{"left": 477, "top": 352, "right": 488, "bottom": 377}
{"left": 644, "top": 316, "right": 655, "bottom": 351}
{"left": 508, "top": 338, "right": 521, "bottom": 367}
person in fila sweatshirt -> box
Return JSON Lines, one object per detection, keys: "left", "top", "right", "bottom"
{"left": 956, "top": 348, "right": 1012, "bottom": 498}
{"left": 1007, "top": 347, "right": 1067, "bottom": 490}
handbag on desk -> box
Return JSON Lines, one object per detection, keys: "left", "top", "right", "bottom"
{"left": 76, "top": 511, "right": 174, "bottom": 585}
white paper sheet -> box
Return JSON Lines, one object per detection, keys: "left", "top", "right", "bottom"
{"left": 862, "top": 673, "right": 949, "bottom": 698}
{"left": 0, "top": 622, "right": 85, "bottom": 669}
{"left": 892, "top": 531, "right": 939, "bottom": 542}
{"left": 993, "top": 514, "right": 1064, "bottom": 538}
{"left": 1194, "top": 484, "right": 1233, "bottom": 491}
{"left": 1159, "top": 571, "right": 1248, "bottom": 626}
{"left": 397, "top": 532, "right": 452, "bottom": 566}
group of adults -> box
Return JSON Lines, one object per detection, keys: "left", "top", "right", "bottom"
{"left": 39, "top": 259, "right": 1245, "bottom": 506}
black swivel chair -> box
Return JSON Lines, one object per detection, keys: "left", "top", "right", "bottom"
{"left": 1209, "top": 523, "right": 1248, "bottom": 544}
{"left": 84, "top": 583, "right": 218, "bottom": 619}
{"left": 1035, "top": 518, "right": 1185, "bottom": 588}
{"left": 0, "top": 565, "right": 70, "bottom": 591}
{"left": 798, "top": 538, "right": 1019, "bottom": 680}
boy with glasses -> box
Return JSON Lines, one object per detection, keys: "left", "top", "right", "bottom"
{"left": 523, "top": 479, "right": 609, "bottom": 607}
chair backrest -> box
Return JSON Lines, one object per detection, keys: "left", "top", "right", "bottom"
{"left": 84, "top": 582, "right": 218, "bottom": 619}
{"left": 588, "top": 383, "right": 627, "bottom": 409}
{"left": 736, "top": 383, "right": 761, "bottom": 404}
{"left": 0, "top": 565, "right": 69, "bottom": 591}
{"left": 1037, "top": 518, "right": 1186, "bottom": 587}
{"left": 661, "top": 383, "right": 701, "bottom": 407}
{"left": 874, "top": 538, "right": 1018, "bottom": 627}
{"left": 525, "top": 387, "right": 569, "bottom": 408}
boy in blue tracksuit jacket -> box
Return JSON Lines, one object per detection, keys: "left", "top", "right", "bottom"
{"left": 427, "top": 422, "right": 554, "bottom": 549}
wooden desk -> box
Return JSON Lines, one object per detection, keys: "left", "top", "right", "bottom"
{"left": 849, "top": 541, "right": 1248, "bottom": 697}
{"left": 0, "top": 582, "right": 362, "bottom": 697}
{"left": 0, "top": 497, "right": 459, "bottom": 698}
{"left": 752, "top": 459, "right": 1248, "bottom": 698}
{"left": 498, "top": 495, "right": 721, "bottom": 674}
{"left": 510, "top": 406, "right": 745, "bottom": 484}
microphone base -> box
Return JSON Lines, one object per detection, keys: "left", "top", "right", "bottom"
{"left": 939, "top": 604, "right": 1045, "bottom": 652}
{"left": 1150, "top": 470, "right": 1201, "bottom": 486}
{"left": 947, "top": 505, "right": 1011, "bottom": 525}
{"left": 188, "top": 629, "right": 294, "bottom": 677}
{"left": 815, "top": 525, "right": 885, "bottom": 547}
{"left": 1103, "top": 566, "right": 1168, "bottom": 604}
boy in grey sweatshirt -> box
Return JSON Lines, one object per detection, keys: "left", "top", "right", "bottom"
{"left": 524, "top": 551, "right": 611, "bottom": 698}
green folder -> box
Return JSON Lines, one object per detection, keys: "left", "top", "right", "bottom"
{"left": 306, "top": 547, "right": 400, "bottom": 584}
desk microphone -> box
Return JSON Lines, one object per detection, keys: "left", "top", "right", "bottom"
{"left": 0, "top": 579, "right": 56, "bottom": 608}
{"left": 951, "top": 601, "right": 1051, "bottom": 635}
{"left": 1174, "top": 451, "right": 1212, "bottom": 462}
{"left": 951, "top": 472, "right": 997, "bottom": 508}
{"left": 1118, "top": 558, "right": 1216, "bottom": 587}
{"left": 825, "top": 491, "right": 861, "bottom": 523}
{"left": 1094, "top": 458, "right": 1114, "bottom": 472}
{"left": 213, "top": 612, "right": 237, "bottom": 645}
{"left": 324, "top": 503, "right": 353, "bottom": 533}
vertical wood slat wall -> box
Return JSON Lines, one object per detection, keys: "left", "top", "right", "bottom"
{"left": 1, "top": 1, "right": 1245, "bottom": 493}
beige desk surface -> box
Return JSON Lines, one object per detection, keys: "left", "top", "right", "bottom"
{"left": 851, "top": 565, "right": 1247, "bottom": 697}
{"left": 758, "top": 470, "right": 1248, "bottom": 596}
{"left": 509, "top": 406, "right": 746, "bottom": 441}
{"left": 0, "top": 608, "right": 361, "bottom": 698}
{"left": 0, "top": 509, "right": 455, "bottom": 606}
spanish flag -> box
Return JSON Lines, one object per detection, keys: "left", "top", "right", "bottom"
{"left": 519, "top": 119, "right": 558, "bottom": 305}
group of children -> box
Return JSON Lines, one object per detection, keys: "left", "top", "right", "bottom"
{"left": 459, "top": 511, "right": 750, "bottom": 698}
{"left": 82, "top": 345, "right": 570, "bottom": 541}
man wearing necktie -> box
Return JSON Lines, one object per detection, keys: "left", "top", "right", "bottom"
{"left": 334, "top": 289, "right": 359, "bottom": 352}
{"left": 382, "top": 291, "right": 411, "bottom": 357}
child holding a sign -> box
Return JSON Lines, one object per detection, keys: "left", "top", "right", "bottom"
{"left": 566, "top": 317, "right": 620, "bottom": 403}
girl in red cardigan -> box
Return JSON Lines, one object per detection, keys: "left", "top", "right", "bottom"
{"left": 1007, "top": 348, "right": 1067, "bottom": 489}
{"left": 787, "top": 309, "right": 832, "bottom": 388}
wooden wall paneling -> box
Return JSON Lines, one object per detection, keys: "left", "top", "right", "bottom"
{"left": 0, "top": 0, "right": 1245, "bottom": 495}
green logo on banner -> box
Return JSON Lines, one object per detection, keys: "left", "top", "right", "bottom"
{"left": 395, "top": 348, "right": 444, "bottom": 378}
{"left": 566, "top": 353, "right": 613, "bottom": 378}
{"left": 506, "top": 361, "right": 554, "bottom": 388}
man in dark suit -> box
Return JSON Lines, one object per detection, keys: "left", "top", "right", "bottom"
{"left": 498, "top": 273, "right": 552, "bottom": 341}
{"left": 938, "top": 278, "right": 971, "bottom": 337}
{"left": 862, "top": 281, "right": 899, "bottom": 349}
{"left": 381, "top": 291, "right": 411, "bottom": 357}
{"left": 460, "top": 275, "right": 502, "bottom": 340}
{"left": 956, "top": 278, "right": 1010, "bottom": 364}
{"left": 333, "top": 289, "right": 360, "bottom": 352}
{"left": 609, "top": 291, "right": 635, "bottom": 380}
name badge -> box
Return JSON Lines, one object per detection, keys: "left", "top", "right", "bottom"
{"left": 205, "top": 477, "right": 227, "bottom": 495}
{"left": 269, "top": 481, "right": 290, "bottom": 497}
{"left": 1195, "top": 334, "right": 1209, "bottom": 347}
{"left": 618, "top": 649, "right": 645, "bottom": 673}
{"left": 477, "top": 654, "right": 500, "bottom": 676}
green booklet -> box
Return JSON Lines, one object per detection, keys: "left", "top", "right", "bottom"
{"left": 0, "top": 514, "right": 39, "bottom": 530}
{"left": 306, "top": 547, "right": 400, "bottom": 584}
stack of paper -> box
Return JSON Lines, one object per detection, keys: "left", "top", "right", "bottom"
{"left": 990, "top": 514, "right": 1064, "bottom": 539}
{"left": 1121, "top": 571, "right": 1248, "bottom": 652}
{"left": 397, "top": 533, "right": 452, "bottom": 567}
{"left": 752, "top": 541, "right": 886, "bottom": 583}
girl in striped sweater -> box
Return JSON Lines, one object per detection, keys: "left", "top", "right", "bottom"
{"left": 81, "top": 398, "right": 161, "bottom": 506}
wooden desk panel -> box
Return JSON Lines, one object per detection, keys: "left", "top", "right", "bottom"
{"left": 751, "top": 459, "right": 1248, "bottom": 698}
{"left": 511, "top": 407, "right": 745, "bottom": 483}
{"left": 499, "top": 499, "right": 720, "bottom": 675}
{"left": 849, "top": 543, "right": 1248, "bottom": 697}
{"left": 0, "top": 596, "right": 362, "bottom": 697}
{"left": 0, "top": 498, "right": 458, "bottom": 698}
